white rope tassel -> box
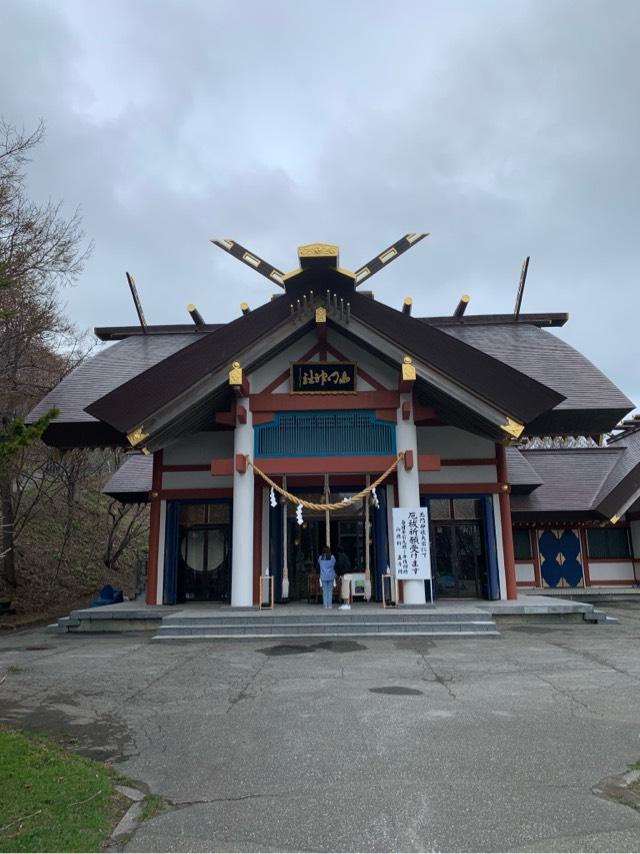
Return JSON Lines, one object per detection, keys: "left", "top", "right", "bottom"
{"left": 270, "top": 486, "right": 277, "bottom": 508}
{"left": 371, "top": 486, "right": 380, "bottom": 509}
{"left": 296, "top": 503, "right": 304, "bottom": 526}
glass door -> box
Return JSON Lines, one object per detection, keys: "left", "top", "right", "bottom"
{"left": 430, "top": 498, "right": 487, "bottom": 599}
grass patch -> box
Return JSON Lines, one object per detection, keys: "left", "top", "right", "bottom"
{"left": 139, "top": 793, "right": 166, "bottom": 822}
{"left": 0, "top": 727, "right": 127, "bottom": 852}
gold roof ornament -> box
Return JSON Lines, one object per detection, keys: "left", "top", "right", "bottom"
{"left": 298, "top": 243, "right": 339, "bottom": 258}
{"left": 229, "top": 361, "right": 243, "bottom": 386}
{"left": 501, "top": 417, "right": 525, "bottom": 439}
{"left": 126, "top": 425, "right": 148, "bottom": 447}
{"left": 401, "top": 355, "right": 416, "bottom": 382}
{"left": 315, "top": 306, "right": 327, "bottom": 323}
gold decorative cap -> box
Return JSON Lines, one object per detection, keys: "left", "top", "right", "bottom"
{"left": 501, "top": 417, "right": 525, "bottom": 438}
{"left": 401, "top": 356, "right": 416, "bottom": 381}
{"left": 229, "top": 361, "right": 243, "bottom": 385}
{"left": 297, "top": 243, "right": 339, "bottom": 271}
{"left": 126, "top": 425, "right": 148, "bottom": 447}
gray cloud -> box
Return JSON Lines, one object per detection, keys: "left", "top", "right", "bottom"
{"left": 3, "top": 0, "right": 639, "bottom": 407}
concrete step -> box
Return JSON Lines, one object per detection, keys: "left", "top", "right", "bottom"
{"left": 153, "top": 628, "right": 500, "bottom": 641}
{"left": 160, "top": 611, "right": 488, "bottom": 627}
{"left": 152, "top": 618, "right": 499, "bottom": 641}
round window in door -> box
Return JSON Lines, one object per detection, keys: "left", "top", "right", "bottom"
{"left": 178, "top": 525, "right": 230, "bottom": 602}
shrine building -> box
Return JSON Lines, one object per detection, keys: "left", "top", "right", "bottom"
{"left": 28, "top": 236, "right": 640, "bottom": 606}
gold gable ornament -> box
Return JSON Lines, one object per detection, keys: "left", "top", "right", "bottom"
{"left": 401, "top": 356, "right": 416, "bottom": 382}
{"left": 126, "top": 425, "right": 149, "bottom": 448}
{"left": 228, "top": 361, "right": 243, "bottom": 386}
{"left": 501, "top": 417, "right": 525, "bottom": 439}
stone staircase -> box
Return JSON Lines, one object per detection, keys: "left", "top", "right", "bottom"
{"left": 151, "top": 607, "right": 500, "bottom": 641}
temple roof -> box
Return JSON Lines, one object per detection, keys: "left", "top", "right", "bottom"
{"left": 27, "top": 292, "right": 632, "bottom": 449}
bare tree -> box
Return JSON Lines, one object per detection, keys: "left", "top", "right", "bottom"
{"left": 0, "top": 120, "right": 92, "bottom": 589}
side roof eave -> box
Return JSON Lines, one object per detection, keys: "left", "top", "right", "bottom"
{"left": 346, "top": 294, "right": 564, "bottom": 424}
{"left": 594, "top": 431, "right": 640, "bottom": 520}
{"left": 86, "top": 297, "right": 294, "bottom": 434}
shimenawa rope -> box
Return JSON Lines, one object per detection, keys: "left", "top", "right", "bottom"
{"left": 248, "top": 451, "right": 404, "bottom": 511}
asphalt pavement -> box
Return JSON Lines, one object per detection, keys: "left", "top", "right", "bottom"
{"left": 2, "top": 603, "right": 640, "bottom": 852}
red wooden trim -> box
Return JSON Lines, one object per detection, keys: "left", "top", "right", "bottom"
{"left": 420, "top": 483, "right": 501, "bottom": 494}
{"left": 235, "top": 453, "right": 248, "bottom": 474}
{"left": 254, "top": 455, "right": 398, "bottom": 475}
{"left": 496, "top": 443, "right": 517, "bottom": 600}
{"left": 417, "top": 454, "right": 440, "bottom": 471}
{"left": 237, "top": 404, "right": 247, "bottom": 424}
{"left": 260, "top": 343, "right": 320, "bottom": 394}
{"left": 516, "top": 581, "right": 537, "bottom": 587}
{"left": 163, "top": 464, "right": 211, "bottom": 472}
{"left": 530, "top": 527, "right": 542, "bottom": 587}
{"left": 285, "top": 475, "right": 366, "bottom": 488}
{"left": 252, "top": 412, "right": 274, "bottom": 425}
{"left": 586, "top": 557, "right": 635, "bottom": 563}
{"left": 588, "top": 579, "right": 637, "bottom": 586}
{"left": 214, "top": 410, "right": 236, "bottom": 427}
{"left": 399, "top": 376, "right": 414, "bottom": 393}
{"left": 146, "top": 450, "right": 163, "bottom": 605}
{"left": 441, "top": 458, "right": 498, "bottom": 467}
{"left": 325, "top": 342, "right": 388, "bottom": 392}
{"left": 253, "top": 482, "right": 262, "bottom": 605}
{"left": 404, "top": 450, "right": 414, "bottom": 471}
{"left": 376, "top": 409, "right": 396, "bottom": 422}
{"left": 250, "top": 391, "right": 401, "bottom": 412}
{"left": 158, "top": 488, "right": 233, "bottom": 499}
{"left": 401, "top": 400, "right": 411, "bottom": 421}
{"left": 413, "top": 402, "right": 437, "bottom": 424}
{"left": 211, "top": 459, "right": 234, "bottom": 476}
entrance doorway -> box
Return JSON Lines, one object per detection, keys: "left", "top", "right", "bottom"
{"left": 283, "top": 491, "right": 369, "bottom": 601}
{"left": 175, "top": 502, "right": 231, "bottom": 603}
{"left": 428, "top": 498, "right": 488, "bottom": 598}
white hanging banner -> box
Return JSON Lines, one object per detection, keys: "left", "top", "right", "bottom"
{"left": 392, "top": 508, "right": 431, "bottom": 580}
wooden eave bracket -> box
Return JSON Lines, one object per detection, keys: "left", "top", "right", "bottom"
{"left": 235, "top": 453, "right": 248, "bottom": 474}
{"left": 404, "top": 451, "right": 441, "bottom": 472}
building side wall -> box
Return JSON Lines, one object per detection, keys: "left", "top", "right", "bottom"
{"left": 162, "top": 472, "right": 233, "bottom": 490}
{"left": 515, "top": 524, "right": 637, "bottom": 588}
{"left": 419, "top": 465, "right": 497, "bottom": 484}
{"left": 163, "top": 432, "right": 233, "bottom": 465}
{"left": 588, "top": 560, "right": 636, "bottom": 584}
{"left": 416, "top": 426, "right": 495, "bottom": 459}
{"left": 515, "top": 562, "right": 536, "bottom": 584}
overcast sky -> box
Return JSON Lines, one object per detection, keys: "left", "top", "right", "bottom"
{"left": 3, "top": 0, "right": 639, "bottom": 407}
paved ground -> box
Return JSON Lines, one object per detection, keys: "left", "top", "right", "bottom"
{"left": 1, "top": 604, "right": 640, "bottom": 852}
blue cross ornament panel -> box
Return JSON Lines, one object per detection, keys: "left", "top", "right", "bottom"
{"left": 538, "top": 528, "right": 584, "bottom": 588}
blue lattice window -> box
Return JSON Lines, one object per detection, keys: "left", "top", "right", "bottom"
{"left": 254, "top": 410, "right": 396, "bottom": 458}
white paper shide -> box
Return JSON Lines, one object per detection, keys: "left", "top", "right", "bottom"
{"left": 392, "top": 508, "right": 431, "bottom": 580}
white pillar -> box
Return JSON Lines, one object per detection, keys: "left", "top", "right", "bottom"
{"left": 492, "top": 494, "right": 508, "bottom": 600}
{"left": 231, "top": 397, "right": 254, "bottom": 607}
{"left": 395, "top": 393, "right": 426, "bottom": 605}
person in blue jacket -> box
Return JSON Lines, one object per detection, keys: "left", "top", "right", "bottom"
{"left": 317, "top": 546, "right": 336, "bottom": 609}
